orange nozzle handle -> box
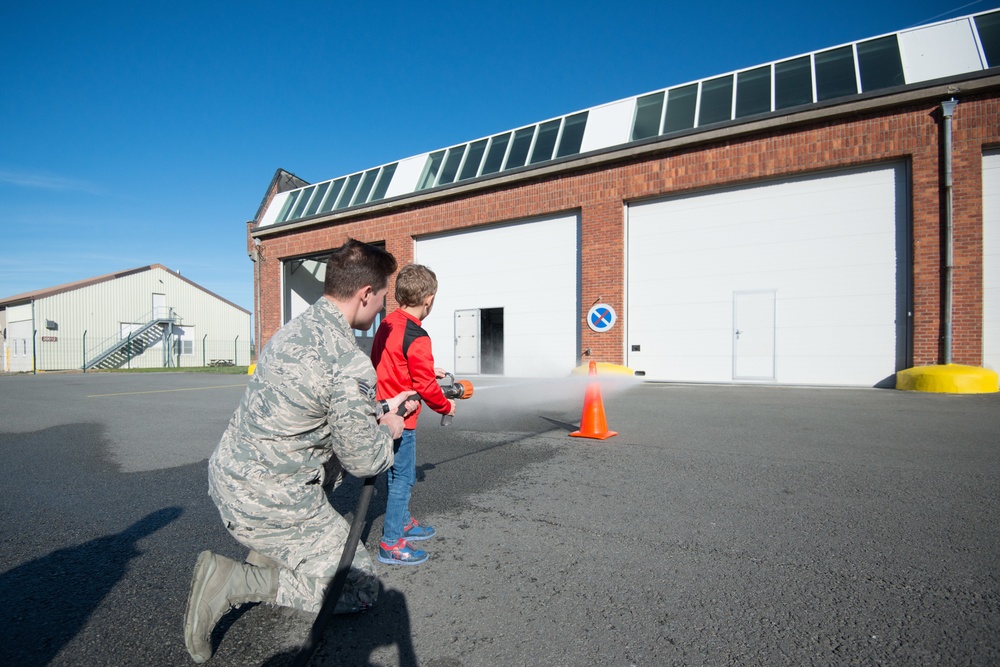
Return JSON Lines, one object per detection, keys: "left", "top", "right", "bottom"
{"left": 455, "top": 379, "right": 474, "bottom": 399}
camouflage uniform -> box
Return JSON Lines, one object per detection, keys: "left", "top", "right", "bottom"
{"left": 208, "top": 297, "right": 394, "bottom": 613}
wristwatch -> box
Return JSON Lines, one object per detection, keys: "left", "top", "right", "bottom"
{"left": 378, "top": 399, "right": 390, "bottom": 417}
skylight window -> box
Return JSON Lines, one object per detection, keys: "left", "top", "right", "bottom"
{"left": 319, "top": 179, "right": 344, "bottom": 214}
{"left": 530, "top": 120, "right": 561, "bottom": 164}
{"left": 857, "top": 35, "right": 904, "bottom": 91}
{"left": 736, "top": 66, "right": 771, "bottom": 118}
{"left": 481, "top": 133, "right": 510, "bottom": 175}
{"left": 335, "top": 173, "right": 362, "bottom": 209}
{"left": 371, "top": 163, "right": 397, "bottom": 201}
{"left": 632, "top": 92, "right": 664, "bottom": 141}
{"left": 978, "top": 10, "right": 1000, "bottom": 67}
{"left": 418, "top": 151, "right": 445, "bottom": 190}
{"left": 438, "top": 146, "right": 466, "bottom": 185}
{"left": 354, "top": 169, "right": 379, "bottom": 205}
{"left": 664, "top": 84, "right": 698, "bottom": 134}
{"left": 504, "top": 127, "right": 535, "bottom": 170}
{"left": 774, "top": 56, "right": 813, "bottom": 109}
{"left": 304, "top": 182, "right": 330, "bottom": 217}
{"left": 815, "top": 46, "right": 858, "bottom": 101}
{"left": 460, "top": 139, "right": 488, "bottom": 180}
{"left": 290, "top": 186, "right": 314, "bottom": 219}
{"left": 556, "top": 112, "right": 588, "bottom": 157}
{"left": 699, "top": 75, "right": 734, "bottom": 126}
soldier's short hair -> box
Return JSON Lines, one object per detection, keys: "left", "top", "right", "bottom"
{"left": 324, "top": 239, "right": 398, "bottom": 299}
{"left": 394, "top": 264, "right": 438, "bottom": 307}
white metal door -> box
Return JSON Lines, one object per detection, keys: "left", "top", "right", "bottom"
{"left": 454, "top": 309, "right": 480, "bottom": 375}
{"left": 733, "top": 290, "right": 775, "bottom": 380}
{"left": 8, "top": 320, "right": 32, "bottom": 373}
{"left": 153, "top": 293, "right": 167, "bottom": 319}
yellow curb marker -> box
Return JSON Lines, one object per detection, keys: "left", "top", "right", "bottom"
{"left": 896, "top": 364, "right": 999, "bottom": 394}
{"left": 571, "top": 362, "right": 635, "bottom": 376}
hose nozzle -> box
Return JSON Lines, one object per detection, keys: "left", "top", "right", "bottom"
{"left": 440, "top": 373, "right": 473, "bottom": 425}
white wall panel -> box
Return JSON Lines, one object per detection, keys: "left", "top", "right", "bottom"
{"left": 983, "top": 150, "right": 1000, "bottom": 371}
{"left": 384, "top": 155, "right": 427, "bottom": 199}
{"left": 627, "top": 164, "right": 906, "bottom": 386}
{"left": 898, "top": 19, "right": 985, "bottom": 84}
{"left": 415, "top": 215, "right": 579, "bottom": 377}
{"left": 580, "top": 99, "right": 634, "bottom": 153}
{"left": 258, "top": 192, "right": 290, "bottom": 228}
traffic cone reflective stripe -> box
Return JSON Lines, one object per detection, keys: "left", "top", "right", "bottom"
{"left": 570, "top": 361, "right": 618, "bottom": 440}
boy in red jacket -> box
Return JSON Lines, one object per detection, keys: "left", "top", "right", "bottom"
{"left": 370, "top": 264, "right": 456, "bottom": 565}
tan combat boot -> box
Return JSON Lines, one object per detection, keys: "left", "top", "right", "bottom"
{"left": 183, "top": 550, "right": 277, "bottom": 663}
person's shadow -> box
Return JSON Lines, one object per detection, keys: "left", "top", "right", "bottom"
{"left": 261, "top": 583, "right": 417, "bottom": 666}
{"left": 251, "top": 476, "right": 418, "bottom": 667}
{"left": 0, "top": 506, "right": 183, "bottom": 667}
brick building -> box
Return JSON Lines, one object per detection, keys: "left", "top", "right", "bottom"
{"left": 247, "top": 10, "right": 1000, "bottom": 386}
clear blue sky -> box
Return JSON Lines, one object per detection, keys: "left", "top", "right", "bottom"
{"left": 1, "top": 1, "right": 993, "bottom": 313}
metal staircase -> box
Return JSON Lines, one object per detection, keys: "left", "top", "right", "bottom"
{"left": 84, "top": 309, "right": 181, "bottom": 370}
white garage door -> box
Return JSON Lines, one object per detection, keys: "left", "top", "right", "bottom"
{"left": 984, "top": 150, "right": 1000, "bottom": 372}
{"left": 627, "top": 163, "right": 908, "bottom": 386}
{"left": 415, "top": 214, "right": 579, "bottom": 377}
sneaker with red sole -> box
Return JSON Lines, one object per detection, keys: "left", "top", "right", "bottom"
{"left": 377, "top": 539, "right": 428, "bottom": 565}
{"left": 402, "top": 518, "right": 437, "bottom": 541}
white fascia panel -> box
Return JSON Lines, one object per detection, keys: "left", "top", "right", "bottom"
{"left": 384, "top": 155, "right": 427, "bottom": 199}
{"left": 580, "top": 99, "right": 634, "bottom": 153}
{"left": 6, "top": 303, "right": 31, "bottom": 322}
{"left": 258, "top": 191, "right": 290, "bottom": 228}
{"left": 898, "top": 18, "right": 985, "bottom": 84}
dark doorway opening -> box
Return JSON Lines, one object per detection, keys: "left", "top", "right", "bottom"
{"left": 480, "top": 308, "right": 504, "bottom": 374}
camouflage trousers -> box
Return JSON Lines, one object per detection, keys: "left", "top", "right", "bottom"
{"left": 221, "top": 502, "right": 379, "bottom": 614}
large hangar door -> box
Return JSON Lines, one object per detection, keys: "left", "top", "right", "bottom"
{"left": 627, "top": 163, "right": 908, "bottom": 386}
{"left": 416, "top": 214, "right": 579, "bottom": 377}
{"left": 984, "top": 150, "right": 1000, "bottom": 372}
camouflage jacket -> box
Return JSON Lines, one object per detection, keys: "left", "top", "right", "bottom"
{"left": 209, "top": 297, "right": 394, "bottom": 528}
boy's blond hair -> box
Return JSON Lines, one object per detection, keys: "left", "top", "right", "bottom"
{"left": 394, "top": 264, "right": 438, "bottom": 306}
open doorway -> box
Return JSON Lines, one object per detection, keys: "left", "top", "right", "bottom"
{"left": 454, "top": 307, "right": 504, "bottom": 375}
{"left": 480, "top": 308, "right": 504, "bottom": 374}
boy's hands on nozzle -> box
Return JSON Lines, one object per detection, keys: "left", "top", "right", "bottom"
{"left": 387, "top": 390, "right": 419, "bottom": 417}
{"left": 446, "top": 399, "right": 456, "bottom": 416}
{"left": 434, "top": 367, "right": 448, "bottom": 379}
{"left": 378, "top": 391, "right": 419, "bottom": 440}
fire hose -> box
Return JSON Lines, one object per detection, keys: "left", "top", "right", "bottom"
{"left": 290, "top": 374, "right": 473, "bottom": 666}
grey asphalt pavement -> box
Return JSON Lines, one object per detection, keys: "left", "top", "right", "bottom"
{"left": 0, "top": 371, "right": 997, "bottom": 666}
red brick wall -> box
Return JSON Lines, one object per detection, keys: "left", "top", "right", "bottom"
{"left": 253, "top": 94, "right": 1000, "bottom": 369}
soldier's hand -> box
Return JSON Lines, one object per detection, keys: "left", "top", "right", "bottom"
{"left": 386, "top": 391, "right": 419, "bottom": 417}
{"left": 380, "top": 412, "right": 406, "bottom": 440}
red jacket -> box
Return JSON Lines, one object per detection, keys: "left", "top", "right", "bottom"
{"left": 370, "top": 309, "right": 450, "bottom": 429}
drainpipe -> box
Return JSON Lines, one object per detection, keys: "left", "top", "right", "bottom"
{"left": 251, "top": 234, "right": 261, "bottom": 361}
{"left": 941, "top": 98, "right": 957, "bottom": 365}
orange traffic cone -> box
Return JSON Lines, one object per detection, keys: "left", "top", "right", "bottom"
{"left": 570, "top": 361, "right": 618, "bottom": 440}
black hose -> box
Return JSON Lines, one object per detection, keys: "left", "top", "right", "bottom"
{"left": 289, "top": 475, "right": 376, "bottom": 667}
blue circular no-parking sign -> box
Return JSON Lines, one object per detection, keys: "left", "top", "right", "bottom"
{"left": 587, "top": 303, "right": 617, "bottom": 332}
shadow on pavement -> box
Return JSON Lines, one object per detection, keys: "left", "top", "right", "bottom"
{"left": 261, "top": 586, "right": 417, "bottom": 667}
{"left": 0, "top": 506, "right": 183, "bottom": 667}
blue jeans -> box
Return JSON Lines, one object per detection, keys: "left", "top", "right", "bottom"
{"left": 382, "top": 429, "right": 416, "bottom": 544}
